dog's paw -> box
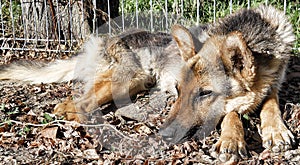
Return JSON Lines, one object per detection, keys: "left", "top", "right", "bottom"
{"left": 53, "top": 99, "right": 87, "bottom": 123}
{"left": 211, "top": 133, "right": 248, "bottom": 162}
{"left": 260, "top": 119, "right": 294, "bottom": 152}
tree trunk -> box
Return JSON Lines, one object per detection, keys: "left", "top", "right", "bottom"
{"left": 21, "top": 0, "right": 120, "bottom": 41}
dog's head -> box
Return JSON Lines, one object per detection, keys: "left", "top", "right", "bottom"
{"left": 160, "top": 25, "right": 256, "bottom": 143}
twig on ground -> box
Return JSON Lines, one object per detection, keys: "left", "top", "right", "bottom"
{"left": 0, "top": 119, "right": 136, "bottom": 141}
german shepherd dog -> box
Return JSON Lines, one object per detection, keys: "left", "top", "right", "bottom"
{"left": 0, "top": 5, "right": 295, "bottom": 162}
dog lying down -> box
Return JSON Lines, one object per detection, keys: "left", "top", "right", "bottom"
{"left": 0, "top": 5, "right": 295, "bottom": 162}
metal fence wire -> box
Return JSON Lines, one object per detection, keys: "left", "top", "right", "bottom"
{"left": 0, "top": 0, "right": 293, "bottom": 54}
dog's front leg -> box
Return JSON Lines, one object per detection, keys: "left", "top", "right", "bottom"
{"left": 52, "top": 85, "right": 109, "bottom": 122}
{"left": 53, "top": 68, "right": 116, "bottom": 122}
{"left": 211, "top": 111, "right": 247, "bottom": 162}
{"left": 260, "top": 89, "right": 294, "bottom": 152}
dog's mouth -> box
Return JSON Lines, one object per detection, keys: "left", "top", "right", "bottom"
{"left": 159, "top": 119, "right": 201, "bottom": 144}
{"left": 159, "top": 108, "right": 225, "bottom": 144}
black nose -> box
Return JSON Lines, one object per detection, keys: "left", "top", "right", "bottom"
{"left": 159, "top": 119, "right": 190, "bottom": 144}
{"left": 159, "top": 126, "right": 176, "bottom": 141}
{"left": 144, "top": 75, "right": 156, "bottom": 89}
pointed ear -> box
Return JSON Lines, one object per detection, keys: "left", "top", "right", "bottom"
{"left": 224, "top": 31, "right": 256, "bottom": 87}
{"left": 172, "top": 24, "right": 195, "bottom": 61}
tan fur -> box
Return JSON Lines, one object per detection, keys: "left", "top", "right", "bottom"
{"left": 211, "top": 111, "right": 247, "bottom": 162}
{"left": 52, "top": 5, "right": 297, "bottom": 163}
{"left": 0, "top": 5, "right": 295, "bottom": 163}
{"left": 54, "top": 64, "right": 156, "bottom": 122}
{"left": 160, "top": 17, "right": 295, "bottom": 162}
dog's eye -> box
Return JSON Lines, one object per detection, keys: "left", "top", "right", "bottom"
{"left": 199, "top": 90, "right": 212, "bottom": 97}
{"left": 194, "top": 90, "right": 213, "bottom": 103}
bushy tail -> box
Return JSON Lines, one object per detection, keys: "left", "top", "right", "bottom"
{"left": 209, "top": 5, "right": 295, "bottom": 60}
{"left": 0, "top": 59, "right": 77, "bottom": 84}
{"left": 0, "top": 36, "right": 106, "bottom": 84}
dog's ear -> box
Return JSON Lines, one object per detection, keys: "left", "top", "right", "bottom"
{"left": 223, "top": 31, "right": 256, "bottom": 88}
{"left": 172, "top": 24, "right": 196, "bottom": 61}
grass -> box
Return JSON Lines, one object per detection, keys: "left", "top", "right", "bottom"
{"left": 1, "top": 0, "right": 22, "bottom": 32}
{"left": 122, "top": 0, "right": 299, "bottom": 55}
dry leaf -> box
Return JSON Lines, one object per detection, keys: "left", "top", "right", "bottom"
{"left": 134, "top": 124, "right": 152, "bottom": 135}
{"left": 259, "top": 149, "right": 271, "bottom": 160}
{"left": 84, "top": 149, "right": 100, "bottom": 160}
{"left": 39, "top": 127, "right": 58, "bottom": 139}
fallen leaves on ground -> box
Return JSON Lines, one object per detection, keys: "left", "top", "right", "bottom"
{"left": 0, "top": 55, "right": 299, "bottom": 164}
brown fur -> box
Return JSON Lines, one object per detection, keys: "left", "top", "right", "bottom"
{"left": 54, "top": 63, "right": 157, "bottom": 122}
{"left": 0, "top": 5, "right": 295, "bottom": 163}
{"left": 160, "top": 5, "right": 295, "bottom": 162}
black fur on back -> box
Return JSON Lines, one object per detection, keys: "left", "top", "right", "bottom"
{"left": 208, "top": 5, "right": 295, "bottom": 59}
{"left": 110, "top": 30, "right": 172, "bottom": 50}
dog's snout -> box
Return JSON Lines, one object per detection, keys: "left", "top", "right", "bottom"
{"left": 159, "top": 119, "right": 192, "bottom": 144}
{"left": 159, "top": 126, "right": 176, "bottom": 141}
{"left": 144, "top": 75, "right": 156, "bottom": 89}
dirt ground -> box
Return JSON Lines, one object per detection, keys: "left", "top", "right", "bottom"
{"left": 0, "top": 52, "right": 299, "bottom": 164}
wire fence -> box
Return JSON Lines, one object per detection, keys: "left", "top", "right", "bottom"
{"left": 0, "top": 0, "right": 296, "bottom": 55}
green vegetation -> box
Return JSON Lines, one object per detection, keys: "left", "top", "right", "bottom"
{"left": 1, "top": 0, "right": 22, "bottom": 30}
{"left": 1, "top": 0, "right": 299, "bottom": 54}
{"left": 42, "top": 113, "right": 54, "bottom": 124}
{"left": 122, "top": 0, "right": 299, "bottom": 55}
